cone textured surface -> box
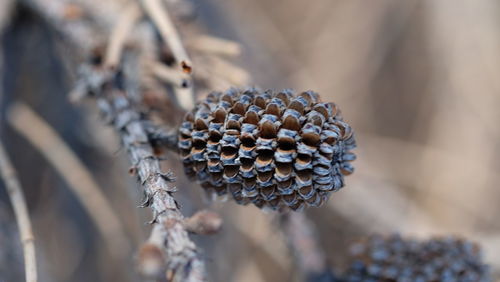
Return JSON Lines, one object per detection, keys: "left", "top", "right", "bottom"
{"left": 342, "top": 234, "right": 491, "bottom": 282}
{"left": 178, "top": 88, "right": 356, "bottom": 210}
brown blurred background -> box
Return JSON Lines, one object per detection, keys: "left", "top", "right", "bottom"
{"left": 1, "top": 0, "right": 500, "bottom": 281}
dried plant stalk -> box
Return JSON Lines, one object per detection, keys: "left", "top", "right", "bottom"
{"left": 96, "top": 87, "right": 206, "bottom": 281}
{"left": 184, "top": 210, "right": 222, "bottom": 235}
{"left": 150, "top": 61, "right": 190, "bottom": 87}
{"left": 98, "top": 4, "right": 205, "bottom": 278}
{"left": 104, "top": 2, "right": 142, "bottom": 69}
{"left": 72, "top": 44, "right": 202, "bottom": 281}
{"left": 187, "top": 35, "right": 242, "bottom": 57}
{"left": 149, "top": 61, "right": 194, "bottom": 110}
{"left": 140, "top": 0, "right": 192, "bottom": 72}
{"left": 280, "top": 212, "right": 332, "bottom": 282}
{"left": 7, "top": 102, "right": 131, "bottom": 260}
{"left": 0, "top": 141, "right": 38, "bottom": 282}
{"left": 64, "top": 0, "right": 207, "bottom": 278}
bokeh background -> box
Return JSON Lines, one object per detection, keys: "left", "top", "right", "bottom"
{"left": 1, "top": 0, "right": 500, "bottom": 281}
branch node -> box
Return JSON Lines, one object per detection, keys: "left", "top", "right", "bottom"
{"left": 184, "top": 210, "right": 223, "bottom": 235}
{"left": 137, "top": 243, "right": 165, "bottom": 279}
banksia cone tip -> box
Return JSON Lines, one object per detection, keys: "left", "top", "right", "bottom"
{"left": 342, "top": 234, "right": 491, "bottom": 282}
{"left": 178, "top": 88, "right": 356, "bottom": 211}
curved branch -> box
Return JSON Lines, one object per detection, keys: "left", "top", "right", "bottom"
{"left": 0, "top": 141, "right": 38, "bottom": 282}
{"left": 280, "top": 212, "right": 335, "bottom": 282}
{"left": 7, "top": 103, "right": 131, "bottom": 260}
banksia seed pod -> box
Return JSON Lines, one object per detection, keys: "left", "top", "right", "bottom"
{"left": 178, "top": 88, "right": 356, "bottom": 211}
{"left": 342, "top": 234, "right": 491, "bottom": 282}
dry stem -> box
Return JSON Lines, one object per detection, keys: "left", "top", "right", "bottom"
{"left": 188, "top": 35, "right": 242, "bottom": 57}
{"left": 138, "top": 226, "right": 166, "bottom": 279}
{"left": 97, "top": 87, "right": 206, "bottom": 281}
{"left": 0, "top": 141, "right": 38, "bottom": 282}
{"left": 184, "top": 210, "right": 222, "bottom": 235}
{"left": 150, "top": 61, "right": 190, "bottom": 88}
{"left": 205, "top": 55, "right": 251, "bottom": 86}
{"left": 280, "top": 212, "right": 333, "bottom": 282}
{"left": 140, "top": 0, "right": 192, "bottom": 73}
{"left": 70, "top": 0, "right": 206, "bottom": 277}
{"left": 109, "top": 0, "right": 196, "bottom": 111}
{"left": 104, "top": 2, "right": 143, "bottom": 69}
{"left": 7, "top": 102, "right": 131, "bottom": 260}
{"left": 141, "top": 0, "right": 197, "bottom": 111}
{"left": 149, "top": 61, "right": 194, "bottom": 110}
{"left": 76, "top": 48, "right": 205, "bottom": 280}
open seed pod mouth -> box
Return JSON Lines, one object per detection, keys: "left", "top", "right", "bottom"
{"left": 178, "top": 88, "right": 356, "bottom": 211}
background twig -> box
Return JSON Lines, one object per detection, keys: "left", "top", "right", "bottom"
{"left": 104, "top": 2, "right": 142, "bottom": 69}
{"left": 0, "top": 141, "right": 37, "bottom": 282}
{"left": 280, "top": 212, "right": 334, "bottom": 282}
{"left": 187, "top": 35, "right": 242, "bottom": 57}
{"left": 7, "top": 102, "right": 131, "bottom": 260}
{"left": 140, "top": 0, "right": 192, "bottom": 73}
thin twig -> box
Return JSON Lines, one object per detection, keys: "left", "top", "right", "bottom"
{"left": 149, "top": 60, "right": 190, "bottom": 88}
{"left": 280, "top": 212, "right": 334, "bottom": 282}
{"left": 203, "top": 55, "right": 251, "bottom": 86}
{"left": 228, "top": 210, "right": 289, "bottom": 281}
{"left": 141, "top": 0, "right": 192, "bottom": 73}
{"left": 0, "top": 141, "right": 38, "bottom": 282}
{"left": 230, "top": 208, "right": 289, "bottom": 272}
{"left": 7, "top": 102, "right": 131, "bottom": 260}
{"left": 183, "top": 210, "right": 222, "bottom": 235}
{"left": 139, "top": 0, "right": 196, "bottom": 110}
{"left": 137, "top": 225, "right": 166, "bottom": 279}
{"left": 0, "top": 0, "right": 14, "bottom": 34}
{"left": 232, "top": 259, "right": 266, "bottom": 282}
{"left": 138, "top": 210, "right": 220, "bottom": 277}
{"left": 173, "top": 85, "right": 195, "bottom": 111}
{"left": 187, "top": 35, "right": 242, "bottom": 57}
{"left": 104, "top": 2, "right": 143, "bottom": 69}
{"left": 149, "top": 61, "right": 195, "bottom": 110}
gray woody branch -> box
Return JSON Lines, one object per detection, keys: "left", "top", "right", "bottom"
{"left": 75, "top": 53, "right": 206, "bottom": 281}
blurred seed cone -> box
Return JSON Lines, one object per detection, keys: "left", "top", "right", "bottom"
{"left": 342, "top": 234, "right": 491, "bottom": 282}
{"left": 178, "top": 88, "right": 356, "bottom": 211}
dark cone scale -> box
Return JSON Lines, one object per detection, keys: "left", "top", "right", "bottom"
{"left": 178, "top": 88, "right": 356, "bottom": 211}
{"left": 342, "top": 234, "right": 491, "bottom": 282}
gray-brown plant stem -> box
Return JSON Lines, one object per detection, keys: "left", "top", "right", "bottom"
{"left": 101, "top": 91, "right": 205, "bottom": 281}
{"left": 7, "top": 103, "right": 131, "bottom": 261}
{"left": 280, "top": 212, "right": 334, "bottom": 282}
{"left": 140, "top": 0, "right": 192, "bottom": 72}
{"left": 0, "top": 141, "right": 38, "bottom": 282}
{"left": 92, "top": 54, "right": 205, "bottom": 280}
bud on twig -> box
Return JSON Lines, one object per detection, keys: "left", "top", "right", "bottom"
{"left": 137, "top": 243, "right": 165, "bottom": 279}
{"left": 184, "top": 210, "right": 222, "bottom": 235}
